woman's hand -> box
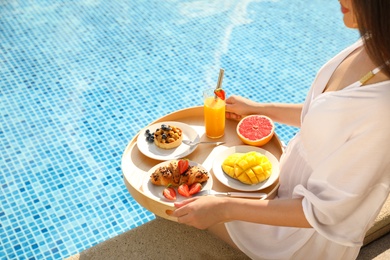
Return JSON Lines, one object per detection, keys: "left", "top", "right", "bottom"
{"left": 170, "top": 196, "right": 311, "bottom": 229}
{"left": 170, "top": 196, "right": 227, "bottom": 229}
{"left": 225, "top": 94, "right": 303, "bottom": 127}
{"left": 225, "top": 95, "right": 260, "bottom": 121}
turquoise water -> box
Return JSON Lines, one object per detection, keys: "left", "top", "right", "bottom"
{"left": 0, "top": 0, "right": 358, "bottom": 259}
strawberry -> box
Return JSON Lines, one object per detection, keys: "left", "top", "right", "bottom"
{"left": 162, "top": 186, "right": 176, "bottom": 201}
{"left": 178, "top": 159, "right": 189, "bottom": 174}
{"left": 214, "top": 88, "right": 226, "bottom": 100}
{"left": 177, "top": 184, "right": 191, "bottom": 197}
{"left": 189, "top": 183, "right": 202, "bottom": 195}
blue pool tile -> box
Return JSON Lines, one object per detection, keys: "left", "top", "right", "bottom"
{"left": 0, "top": 0, "right": 358, "bottom": 259}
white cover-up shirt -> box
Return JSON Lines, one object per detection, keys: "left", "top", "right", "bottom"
{"left": 225, "top": 39, "right": 390, "bottom": 260}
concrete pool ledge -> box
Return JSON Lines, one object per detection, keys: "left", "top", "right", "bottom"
{"left": 65, "top": 217, "right": 249, "bottom": 260}
{"left": 65, "top": 217, "right": 390, "bottom": 260}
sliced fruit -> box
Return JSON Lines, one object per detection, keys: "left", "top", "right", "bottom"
{"left": 214, "top": 88, "right": 226, "bottom": 100}
{"left": 178, "top": 159, "right": 189, "bottom": 174}
{"left": 188, "top": 183, "right": 202, "bottom": 195}
{"left": 236, "top": 115, "right": 275, "bottom": 146}
{"left": 178, "top": 184, "right": 191, "bottom": 197}
{"left": 163, "top": 186, "right": 177, "bottom": 201}
{"left": 221, "top": 153, "right": 243, "bottom": 179}
{"left": 233, "top": 151, "right": 272, "bottom": 185}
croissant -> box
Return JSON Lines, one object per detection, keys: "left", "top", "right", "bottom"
{"left": 168, "top": 160, "right": 181, "bottom": 184}
{"left": 179, "top": 166, "right": 209, "bottom": 186}
{"left": 222, "top": 151, "right": 272, "bottom": 185}
{"left": 150, "top": 161, "right": 209, "bottom": 187}
{"left": 150, "top": 165, "right": 174, "bottom": 186}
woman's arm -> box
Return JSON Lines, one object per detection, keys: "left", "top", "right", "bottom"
{"left": 261, "top": 103, "right": 303, "bottom": 127}
{"left": 171, "top": 196, "right": 311, "bottom": 230}
{"left": 225, "top": 95, "right": 303, "bottom": 127}
{"left": 224, "top": 197, "right": 311, "bottom": 228}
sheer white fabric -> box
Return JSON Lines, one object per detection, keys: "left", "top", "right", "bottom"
{"left": 225, "top": 39, "right": 390, "bottom": 260}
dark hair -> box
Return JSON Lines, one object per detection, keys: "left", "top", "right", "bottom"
{"left": 353, "top": 0, "right": 390, "bottom": 78}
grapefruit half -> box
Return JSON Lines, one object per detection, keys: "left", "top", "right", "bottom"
{"left": 236, "top": 115, "right": 275, "bottom": 146}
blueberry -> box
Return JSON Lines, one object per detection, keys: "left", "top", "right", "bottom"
{"left": 145, "top": 131, "right": 154, "bottom": 139}
{"left": 162, "top": 133, "right": 167, "bottom": 139}
{"left": 146, "top": 135, "right": 154, "bottom": 143}
{"left": 161, "top": 124, "right": 172, "bottom": 131}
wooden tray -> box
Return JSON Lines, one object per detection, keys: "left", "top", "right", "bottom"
{"left": 122, "top": 106, "right": 283, "bottom": 221}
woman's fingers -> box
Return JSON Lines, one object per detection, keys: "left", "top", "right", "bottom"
{"left": 170, "top": 197, "right": 224, "bottom": 229}
{"left": 171, "top": 197, "right": 198, "bottom": 218}
{"left": 226, "top": 112, "right": 242, "bottom": 121}
{"left": 174, "top": 197, "right": 197, "bottom": 208}
{"left": 225, "top": 96, "right": 241, "bottom": 120}
{"left": 225, "top": 95, "right": 250, "bottom": 120}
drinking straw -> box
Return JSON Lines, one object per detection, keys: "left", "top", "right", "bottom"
{"left": 216, "top": 68, "right": 225, "bottom": 90}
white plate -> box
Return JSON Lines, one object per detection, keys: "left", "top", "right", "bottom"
{"left": 142, "top": 160, "right": 213, "bottom": 203}
{"left": 212, "top": 145, "right": 279, "bottom": 191}
{"left": 137, "top": 121, "right": 200, "bottom": 161}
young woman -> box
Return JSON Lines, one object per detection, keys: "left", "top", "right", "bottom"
{"left": 171, "top": 0, "right": 390, "bottom": 259}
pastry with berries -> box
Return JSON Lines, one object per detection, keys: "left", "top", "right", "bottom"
{"left": 153, "top": 124, "right": 183, "bottom": 149}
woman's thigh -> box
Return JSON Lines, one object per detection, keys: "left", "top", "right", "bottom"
{"left": 208, "top": 223, "right": 239, "bottom": 250}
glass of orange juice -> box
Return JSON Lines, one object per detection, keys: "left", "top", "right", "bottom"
{"left": 203, "top": 88, "right": 225, "bottom": 138}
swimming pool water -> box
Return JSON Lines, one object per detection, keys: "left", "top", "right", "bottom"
{"left": 1, "top": 0, "right": 358, "bottom": 259}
